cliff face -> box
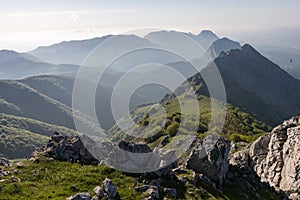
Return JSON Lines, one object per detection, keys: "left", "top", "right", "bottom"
{"left": 230, "top": 116, "right": 300, "bottom": 199}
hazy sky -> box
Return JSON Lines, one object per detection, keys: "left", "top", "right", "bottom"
{"left": 0, "top": 0, "right": 299, "bottom": 52}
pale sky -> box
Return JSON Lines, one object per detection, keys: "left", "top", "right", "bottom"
{"left": 0, "top": 0, "right": 299, "bottom": 52}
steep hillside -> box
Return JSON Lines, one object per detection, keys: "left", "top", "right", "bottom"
{"left": 0, "top": 113, "right": 78, "bottom": 159}
{"left": 20, "top": 75, "right": 169, "bottom": 130}
{"left": 184, "top": 44, "right": 300, "bottom": 126}
{"left": 109, "top": 95, "right": 270, "bottom": 146}
{"left": 0, "top": 79, "right": 99, "bottom": 133}
{"left": 256, "top": 44, "right": 300, "bottom": 79}
{"left": 0, "top": 80, "right": 77, "bottom": 129}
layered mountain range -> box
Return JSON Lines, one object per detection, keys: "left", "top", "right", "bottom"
{"left": 0, "top": 29, "right": 299, "bottom": 199}
{"left": 1, "top": 30, "right": 300, "bottom": 157}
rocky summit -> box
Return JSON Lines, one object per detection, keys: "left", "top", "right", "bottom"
{"left": 1, "top": 126, "right": 296, "bottom": 199}
{"left": 230, "top": 116, "right": 300, "bottom": 200}
{"left": 23, "top": 129, "right": 293, "bottom": 199}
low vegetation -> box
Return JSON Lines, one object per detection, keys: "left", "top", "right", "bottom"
{"left": 0, "top": 113, "right": 78, "bottom": 159}
{"left": 109, "top": 95, "right": 271, "bottom": 147}
{"left": 0, "top": 156, "right": 279, "bottom": 200}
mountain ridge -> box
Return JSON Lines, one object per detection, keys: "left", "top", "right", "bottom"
{"left": 175, "top": 44, "right": 300, "bottom": 126}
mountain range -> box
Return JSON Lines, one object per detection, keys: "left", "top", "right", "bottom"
{"left": 0, "top": 29, "right": 300, "bottom": 157}
{"left": 0, "top": 29, "right": 300, "bottom": 199}
{"left": 0, "top": 50, "right": 78, "bottom": 80}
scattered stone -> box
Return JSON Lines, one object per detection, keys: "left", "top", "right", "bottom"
{"left": 0, "top": 157, "right": 10, "bottom": 167}
{"left": 160, "top": 136, "right": 169, "bottom": 146}
{"left": 119, "top": 140, "right": 151, "bottom": 153}
{"left": 0, "top": 179, "right": 8, "bottom": 183}
{"left": 164, "top": 188, "right": 176, "bottom": 198}
{"left": 135, "top": 185, "right": 150, "bottom": 192}
{"left": 103, "top": 178, "right": 117, "bottom": 199}
{"left": 146, "top": 187, "right": 160, "bottom": 199}
{"left": 172, "top": 166, "right": 186, "bottom": 174}
{"left": 195, "top": 189, "right": 202, "bottom": 194}
{"left": 11, "top": 176, "right": 21, "bottom": 182}
{"left": 15, "top": 162, "right": 24, "bottom": 169}
{"left": 93, "top": 186, "right": 104, "bottom": 198}
{"left": 142, "top": 179, "right": 161, "bottom": 199}
{"left": 51, "top": 132, "right": 65, "bottom": 143}
{"left": 66, "top": 192, "right": 91, "bottom": 200}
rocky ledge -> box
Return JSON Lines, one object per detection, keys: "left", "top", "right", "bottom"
{"left": 230, "top": 116, "right": 300, "bottom": 200}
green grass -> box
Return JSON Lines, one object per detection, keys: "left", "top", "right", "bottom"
{"left": 0, "top": 155, "right": 280, "bottom": 200}
{"left": 0, "top": 157, "right": 142, "bottom": 200}
{"left": 109, "top": 95, "right": 271, "bottom": 147}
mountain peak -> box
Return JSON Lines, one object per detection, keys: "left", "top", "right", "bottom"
{"left": 208, "top": 37, "right": 241, "bottom": 58}
{"left": 193, "top": 30, "right": 219, "bottom": 50}
{"left": 197, "top": 30, "right": 218, "bottom": 38}
{"left": 241, "top": 44, "right": 260, "bottom": 54}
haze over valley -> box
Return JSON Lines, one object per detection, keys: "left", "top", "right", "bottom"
{"left": 0, "top": 1, "right": 300, "bottom": 199}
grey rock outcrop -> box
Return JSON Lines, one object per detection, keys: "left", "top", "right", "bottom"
{"left": 186, "top": 135, "right": 231, "bottom": 185}
{"left": 93, "top": 186, "right": 104, "bottom": 198}
{"left": 0, "top": 157, "right": 9, "bottom": 167}
{"left": 119, "top": 141, "right": 151, "bottom": 153}
{"left": 30, "top": 133, "right": 99, "bottom": 165}
{"left": 230, "top": 116, "right": 300, "bottom": 199}
{"left": 102, "top": 178, "right": 118, "bottom": 199}
{"left": 164, "top": 187, "right": 177, "bottom": 198}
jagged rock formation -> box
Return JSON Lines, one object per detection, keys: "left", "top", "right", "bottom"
{"left": 230, "top": 116, "right": 300, "bottom": 199}
{"left": 30, "top": 132, "right": 99, "bottom": 165}
{"left": 186, "top": 136, "right": 231, "bottom": 185}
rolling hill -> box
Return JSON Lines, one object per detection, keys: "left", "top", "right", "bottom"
{"left": 0, "top": 113, "right": 78, "bottom": 159}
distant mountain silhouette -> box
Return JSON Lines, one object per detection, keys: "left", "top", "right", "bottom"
{"left": 19, "top": 74, "right": 169, "bottom": 130}
{"left": 208, "top": 38, "right": 241, "bottom": 58}
{"left": 28, "top": 35, "right": 113, "bottom": 65}
{"left": 28, "top": 30, "right": 220, "bottom": 67}
{"left": 193, "top": 30, "right": 219, "bottom": 49}
{"left": 0, "top": 50, "right": 78, "bottom": 79}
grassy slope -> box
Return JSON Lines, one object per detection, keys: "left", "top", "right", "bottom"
{"left": 0, "top": 79, "right": 98, "bottom": 132}
{"left": 0, "top": 113, "right": 78, "bottom": 159}
{"left": 109, "top": 95, "right": 271, "bottom": 146}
